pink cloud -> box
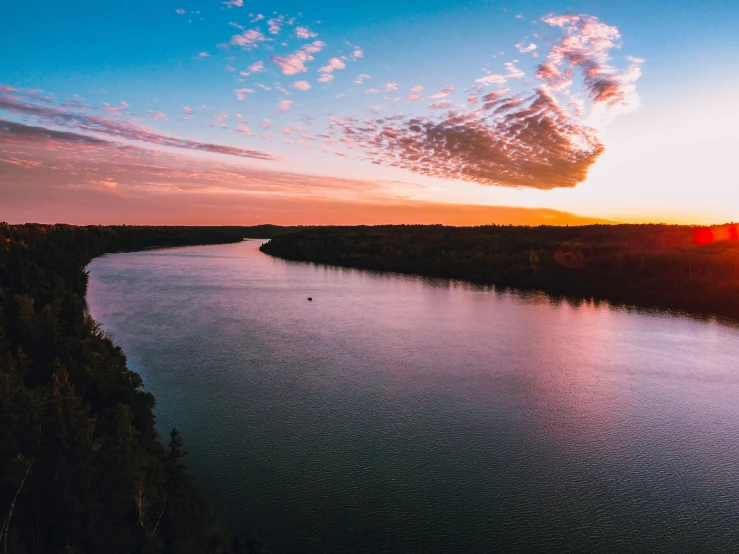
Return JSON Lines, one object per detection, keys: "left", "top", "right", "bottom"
{"left": 354, "top": 74, "right": 370, "bottom": 85}
{"left": 0, "top": 88, "right": 276, "bottom": 161}
{"left": 505, "top": 62, "right": 525, "bottom": 79}
{"left": 182, "top": 106, "right": 194, "bottom": 115}
{"left": 234, "top": 88, "right": 255, "bottom": 100}
{"left": 515, "top": 42, "right": 537, "bottom": 53}
{"left": 193, "top": 52, "right": 210, "bottom": 60}
{"left": 267, "top": 16, "right": 284, "bottom": 35}
{"left": 102, "top": 101, "right": 128, "bottom": 113}
{"left": 278, "top": 100, "right": 293, "bottom": 113}
{"left": 292, "top": 80, "right": 311, "bottom": 91}
{"left": 538, "top": 13, "right": 642, "bottom": 106}
{"left": 175, "top": 9, "right": 186, "bottom": 15}
{"left": 385, "top": 82, "right": 398, "bottom": 91}
{"left": 295, "top": 26, "right": 317, "bottom": 39}
{"left": 230, "top": 29, "right": 266, "bottom": 50}
{"left": 260, "top": 119, "right": 273, "bottom": 128}
{"left": 249, "top": 61, "right": 265, "bottom": 72}
{"left": 319, "top": 57, "right": 346, "bottom": 73}
{"left": 146, "top": 110, "right": 167, "bottom": 120}
{"left": 222, "top": 0, "right": 243, "bottom": 7}
{"left": 318, "top": 74, "right": 334, "bottom": 83}
{"left": 330, "top": 13, "right": 641, "bottom": 191}
{"left": 475, "top": 73, "right": 507, "bottom": 86}
{"left": 428, "top": 85, "right": 455, "bottom": 99}
{"left": 351, "top": 48, "right": 364, "bottom": 60}
{"left": 271, "top": 41, "right": 325, "bottom": 75}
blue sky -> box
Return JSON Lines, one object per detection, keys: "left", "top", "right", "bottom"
{"left": 1, "top": 0, "right": 738, "bottom": 224}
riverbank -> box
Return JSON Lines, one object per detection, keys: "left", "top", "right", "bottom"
{"left": 0, "top": 224, "right": 277, "bottom": 553}
{"left": 260, "top": 224, "right": 739, "bottom": 322}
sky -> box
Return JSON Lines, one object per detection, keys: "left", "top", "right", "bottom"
{"left": 1, "top": 0, "right": 738, "bottom": 226}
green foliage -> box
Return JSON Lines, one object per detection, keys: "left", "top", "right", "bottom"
{"left": 261, "top": 224, "right": 739, "bottom": 320}
{"left": 0, "top": 224, "right": 253, "bottom": 553}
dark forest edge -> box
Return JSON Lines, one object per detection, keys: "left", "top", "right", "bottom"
{"left": 260, "top": 223, "right": 739, "bottom": 322}
{"left": 0, "top": 223, "right": 292, "bottom": 554}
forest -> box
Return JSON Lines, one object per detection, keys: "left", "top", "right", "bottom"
{"left": 0, "top": 223, "right": 276, "bottom": 554}
{"left": 261, "top": 223, "right": 739, "bottom": 321}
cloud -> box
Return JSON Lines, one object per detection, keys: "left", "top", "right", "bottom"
{"left": 222, "top": 0, "right": 243, "bottom": 7}
{"left": 260, "top": 119, "right": 273, "bottom": 128}
{"left": 365, "top": 88, "right": 379, "bottom": 94}
{"left": 267, "top": 16, "right": 284, "bottom": 35}
{"left": 537, "top": 13, "right": 641, "bottom": 106}
{"left": 426, "top": 100, "right": 452, "bottom": 109}
{"left": 0, "top": 119, "right": 111, "bottom": 147}
{"left": 230, "top": 29, "right": 266, "bottom": 50}
{"left": 0, "top": 133, "right": 614, "bottom": 226}
{"left": 385, "top": 82, "right": 398, "bottom": 91}
{"left": 182, "top": 106, "right": 194, "bottom": 115}
{"left": 411, "top": 85, "right": 424, "bottom": 93}
{"left": 146, "top": 110, "right": 167, "bottom": 120}
{"left": 271, "top": 41, "right": 325, "bottom": 75}
{"left": 234, "top": 88, "right": 255, "bottom": 100}
{"left": 515, "top": 42, "right": 537, "bottom": 53}
{"left": 504, "top": 62, "right": 525, "bottom": 79}
{"left": 248, "top": 61, "right": 264, "bottom": 72}
{"left": 475, "top": 73, "right": 507, "bottom": 86}
{"left": 428, "top": 85, "right": 455, "bottom": 99}
{"left": 292, "top": 80, "right": 311, "bottom": 91}
{"left": 354, "top": 74, "right": 370, "bottom": 85}
{"left": 278, "top": 100, "right": 293, "bottom": 113}
{"left": 331, "top": 14, "right": 641, "bottom": 190}
{"left": 0, "top": 89, "right": 277, "bottom": 161}
{"left": 103, "top": 101, "right": 128, "bottom": 113}
{"left": 318, "top": 74, "right": 334, "bottom": 83}
{"left": 175, "top": 9, "right": 186, "bottom": 15}
{"left": 236, "top": 123, "right": 252, "bottom": 136}
{"left": 318, "top": 57, "right": 346, "bottom": 73}
{"left": 351, "top": 48, "right": 364, "bottom": 60}
{"left": 295, "top": 26, "right": 317, "bottom": 39}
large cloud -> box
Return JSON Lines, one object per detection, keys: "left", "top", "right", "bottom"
{"left": 0, "top": 89, "right": 277, "bottom": 161}
{"left": 335, "top": 13, "right": 641, "bottom": 189}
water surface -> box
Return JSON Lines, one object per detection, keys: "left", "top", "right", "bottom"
{"left": 87, "top": 240, "right": 739, "bottom": 553}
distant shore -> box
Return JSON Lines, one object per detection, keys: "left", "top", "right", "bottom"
{"left": 260, "top": 223, "right": 739, "bottom": 323}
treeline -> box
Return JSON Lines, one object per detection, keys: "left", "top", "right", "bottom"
{"left": 0, "top": 224, "right": 264, "bottom": 553}
{"left": 261, "top": 224, "right": 739, "bottom": 320}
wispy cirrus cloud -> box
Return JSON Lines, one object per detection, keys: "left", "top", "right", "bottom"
{"left": 234, "top": 88, "right": 255, "bottom": 100}
{"left": 0, "top": 88, "right": 277, "bottom": 161}
{"left": 332, "top": 13, "right": 642, "bottom": 190}
{"left": 428, "top": 85, "right": 455, "bottom": 99}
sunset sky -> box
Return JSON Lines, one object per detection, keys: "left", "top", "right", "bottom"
{"left": 2, "top": 0, "right": 738, "bottom": 226}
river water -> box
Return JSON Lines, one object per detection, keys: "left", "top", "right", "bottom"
{"left": 87, "top": 240, "right": 739, "bottom": 553}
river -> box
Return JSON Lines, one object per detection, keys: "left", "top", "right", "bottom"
{"left": 87, "top": 239, "right": 739, "bottom": 553}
